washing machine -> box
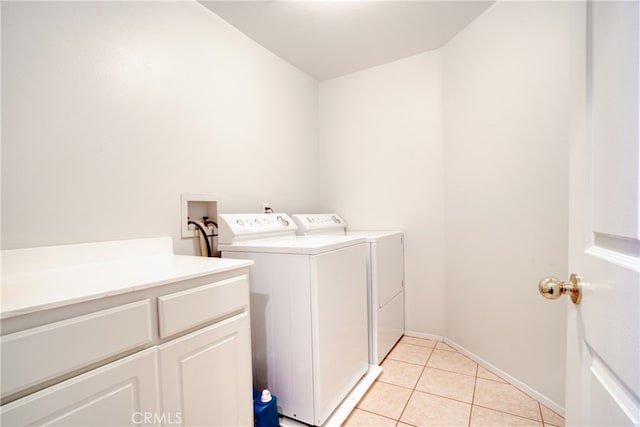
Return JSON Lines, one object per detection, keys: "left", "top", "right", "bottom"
{"left": 217, "top": 213, "right": 369, "bottom": 426}
{"left": 291, "top": 214, "right": 405, "bottom": 365}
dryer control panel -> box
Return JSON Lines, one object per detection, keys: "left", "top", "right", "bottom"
{"left": 218, "top": 213, "right": 298, "bottom": 243}
{"left": 291, "top": 214, "right": 347, "bottom": 236}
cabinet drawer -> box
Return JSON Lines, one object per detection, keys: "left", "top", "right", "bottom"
{"left": 1, "top": 300, "right": 152, "bottom": 399}
{"left": 158, "top": 275, "right": 249, "bottom": 338}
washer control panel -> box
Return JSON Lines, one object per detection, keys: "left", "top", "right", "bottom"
{"left": 218, "top": 213, "right": 298, "bottom": 243}
{"left": 291, "top": 214, "right": 347, "bottom": 235}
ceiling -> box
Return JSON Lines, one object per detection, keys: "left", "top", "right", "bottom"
{"left": 199, "top": 1, "right": 494, "bottom": 81}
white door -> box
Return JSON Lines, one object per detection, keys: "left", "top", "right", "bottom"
{"left": 562, "top": 1, "right": 639, "bottom": 425}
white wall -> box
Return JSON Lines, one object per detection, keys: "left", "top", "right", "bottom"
{"left": 318, "top": 52, "right": 446, "bottom": 336}
{"left": 1, "top": 1, "right": 319, "bottom": 253}
{"left": 442, "top": 2, "right": 571, "bottom": 407}
{"left": 3, "top": 0, "right": 573, "bottom": 410}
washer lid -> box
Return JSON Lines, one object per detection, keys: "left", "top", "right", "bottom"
{"left": 291, "top": 213, "right": 347, "bottom": 236}
{"left": 218, "top": 234, "right": 365, "bottom": 255}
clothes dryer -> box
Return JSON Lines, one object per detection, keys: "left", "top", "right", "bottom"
{"left": 292, "top": 214, "right": 405, "bottom": 364}
{"left": 217, "top": 214, "right": 369, "bottom": 426}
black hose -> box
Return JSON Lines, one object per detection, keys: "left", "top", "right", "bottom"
{"left": 188, "top": 220, "right": 212, "bottom": 257}
{"left": 204, "top": 220, "right": 218, "bottom": 233}
{"left": 203, "top": 219, "right": 218, "bottom": 254}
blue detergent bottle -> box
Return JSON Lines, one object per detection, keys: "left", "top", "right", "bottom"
{"left": 254, "top": 389, "right": 279, "bottom": 427}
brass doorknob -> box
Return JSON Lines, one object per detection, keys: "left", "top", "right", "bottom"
{"left": 538, "top": 273, "right": 582, "bottom": 304}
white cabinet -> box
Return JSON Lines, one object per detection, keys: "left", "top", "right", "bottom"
{"left": 1, "top": 239, "right": 253, "bottom": 427}
{"left": 159, "top": 312, "right": 253, "bottom": 427}
{"left": 1, "top": 348, "right": 159, "bottom": 427}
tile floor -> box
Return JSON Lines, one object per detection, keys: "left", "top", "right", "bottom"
{"left": 344, "top": 336, "right": 565, "bottom": 427}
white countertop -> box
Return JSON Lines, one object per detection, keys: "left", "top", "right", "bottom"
{"left": 1, "top": 237, "right": 253, "bottom": 319}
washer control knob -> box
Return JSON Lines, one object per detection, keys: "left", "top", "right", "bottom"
{"left": 277, "top": 215, "right": 290, "bottom": 226}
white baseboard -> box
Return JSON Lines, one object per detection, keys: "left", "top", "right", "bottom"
{"left": 442, "top": 337, "right": 565, "bottom": 418}
{"left": 403, "top": 330, "right": 444, "bottom": 342}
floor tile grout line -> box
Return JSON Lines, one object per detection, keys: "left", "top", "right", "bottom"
{"left": 420, "top": 364, "right": 479, "bottom": 379}
{"left": 471, "top": 402, "right": 546, "bottom": 423}
{"left": 375, "top": 378, "right": 421, "bottom": 392}
{"left": 434, "top": 342, "right": 458, "bottom": 352}
{"left": 468, "top": 363, "right": 479, "bottom": 427}
{"left": 385, "top": 357, "right": 432, "bottom": 368}
{"left": 476, "top": 365, "right": 509, "bottom": 384}
{"left": 409, "top": 388, "right": 474, "bottom": 407}
{"left": 411, "top": 384, "right": 474, "bottom": 405}
{"left": 538, "top": 401, "right": 545, "bottom": 425}
{"left": 395, "top": 345, "right": 433, "bottom": 424}
{"left": 476, "top": 374, "right": 509, "bottom": 384}
{"left": 349, "top": 407, "right": 400, "bottom": 424}
{"left": 397, "top": 389, "right": 417, "bottom": 426}
{"left": 396, "top": 341, "right": 437, "bottom": 351}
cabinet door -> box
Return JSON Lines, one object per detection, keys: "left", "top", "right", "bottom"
{"left": 159, "top": 311, "right": 252, "bottom": 427}
{"left": 0, "top": 348, "right": 160, "bottom": 427}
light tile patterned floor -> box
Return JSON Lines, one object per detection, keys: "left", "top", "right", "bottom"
{"left": 344, "top": 336, "right": 565, "bottom": 427}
